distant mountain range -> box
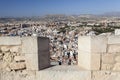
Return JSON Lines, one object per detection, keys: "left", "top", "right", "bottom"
{"left": 72, "top": 12, "right": 120, "bottom": 17}
{"left": 101, "top": 12, "right": 120, "bottom": 17}
{"left": 1, "top": 12, "right": 120, "bottom": 21}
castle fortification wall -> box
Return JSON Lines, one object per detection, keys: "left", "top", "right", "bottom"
{"left": 78, "top": 35, "right": 120, "bottom": 80}
{"left": 0, "top": 37, "right": 50, "bottom": 80}
{"left": 1, "top": 36, "right": 120, "bottom": 80}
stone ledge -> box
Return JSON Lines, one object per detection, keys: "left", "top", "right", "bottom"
{"left": 0, "top": 37, "right": 21, "bottom": 45}
{"left": 36, "top": 66, "right": 91, "bottom": 80}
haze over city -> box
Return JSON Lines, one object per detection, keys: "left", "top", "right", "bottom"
{"left": 0, "top": 0, "right": 120, "bottom": 17}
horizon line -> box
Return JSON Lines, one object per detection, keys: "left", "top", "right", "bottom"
{"left": 1, "top": 11, "right": 120, "bottom": 18}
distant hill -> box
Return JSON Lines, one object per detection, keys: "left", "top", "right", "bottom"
{"left": 1, "top": 12, "right": 120, "bottom": 23}
{"left": 100, "top": 12, "right": 120, "bottom": 17}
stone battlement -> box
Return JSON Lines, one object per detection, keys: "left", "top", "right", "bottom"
{"left": 1, "top": 36, "right": 120, "bottom": 80}
{"left": 78, "top": 35, "right": 120, "bottom": 71}
{"left": 0, "top": 37, "right": 50, "bottom": 72}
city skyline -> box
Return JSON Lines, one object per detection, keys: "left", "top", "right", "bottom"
{"left": 0, "top": 0, "right": 120, "bottom": 17}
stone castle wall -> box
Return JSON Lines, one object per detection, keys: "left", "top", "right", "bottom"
{"left": 1, "top": 36, "right": 120, "bottom": 80}
{"left": 0, "top": 37, "right": 24, "bottom": 71}
{"left": 78, "top": 35, "right": 120, "bottom": 80}
{"left": 78, "top": 35, "right": 120, "bottom": 71}
{"left": 0, "top": 37, "right": 50, "bottom": 80}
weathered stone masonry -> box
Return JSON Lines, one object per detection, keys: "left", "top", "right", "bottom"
{"left": 0, "top": 37, "right": 50, "bottom": 72}
{"left": 1, "top": 36, "right": 120, "bottom": 80}
{"left": 78, "top": 35, "right": 120, "bottom": 71}
{"left": 78, "top": 35, "right": 120, "bottom": 80}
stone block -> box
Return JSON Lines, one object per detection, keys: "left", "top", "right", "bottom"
{"left": 108, "top": 45, "right": 120, "bottom": 53}
{"left": 108, "top": 35, "right": 120, "bottom": 44}
{"left": 25, "top": 53, "right": 39, "bottom": 70}
{"left": 90, "top": 53, "right": 101, "bottom": 70}
{"left": 78, "top": 36, "right": 91, "bottom": 53}
{"left": 101, "top": 64, "right": 114, "bottom": 70}
{"left": 113, "top": 63, "right": 120, "bottom": 71}
{"left": 9, "top": 62, "right": 26, "bottom": 70}
{"left": 78, "top": 36, "right": 107, "bottom": 53}
{"left": 10, "top": 46, "right": 21, "bottom": 53}
{"left": 115, "top": 56, "right": 120, "bottom": 62}
{"left": 0, "top": 37, "right": 21, "bottom": 45}
{"left": 102, "top": 54, "right": 115, "bottom": 64}
{"left": 91, "top": 36, "right": 107, "bottom": 53}
{"left": 78, "top": 51, "right": 91, "bottom": 70}
{"left": 92, "top": 71, "right": 120, "bottom": 80}
{"left": 78, "top": 51, "right": 100, "bottom": 70}
{"left": 21, "top": 37, "right": 38, "bottom": 54}
{"left": 14, "top": 56, "right": 25, "bottom": 62}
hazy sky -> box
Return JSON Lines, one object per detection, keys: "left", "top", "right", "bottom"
{"left": 0, "top": 0, "right": 120, "bottom": 17}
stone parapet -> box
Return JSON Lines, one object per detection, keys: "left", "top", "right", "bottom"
{"left": 0, "top": 37, "right": 21, "bottom": 45}
{"left": 78, "top": 35, "right": 120, "bottom": 71}
{"left": 0, "top": 37, "right": 50, "bottom": 71}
